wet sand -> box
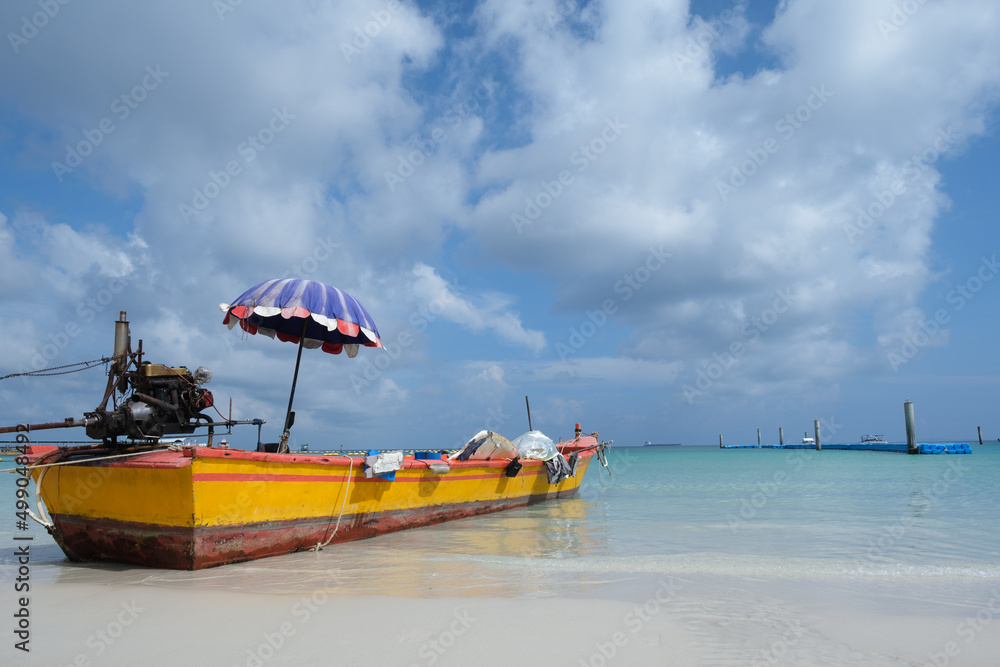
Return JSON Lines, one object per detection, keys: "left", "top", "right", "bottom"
{"left": 5, "top": 546, "right": 1000, "bottom": 666}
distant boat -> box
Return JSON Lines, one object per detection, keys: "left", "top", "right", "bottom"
{"left": 860, "top": 434, "right": 885, "bottom": 443}
{"left": 643, "top": 442, "right": 681, "bottom": 447}
{"left": 802, "top": 431, "right": 815, "bottom": 445}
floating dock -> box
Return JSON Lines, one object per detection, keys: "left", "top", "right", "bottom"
{"left": 723, "top": 402, "right": 976, "bottom": 455}
{"left": 721, "top": 442, "right": 972, "bottom": 454}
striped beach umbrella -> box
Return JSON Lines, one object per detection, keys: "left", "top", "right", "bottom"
{"left": 221, "top": 279, "right": 382, "bottom": 451}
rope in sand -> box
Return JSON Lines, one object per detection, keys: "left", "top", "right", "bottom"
{"left": 312, "top": 456, "right": 355, "bottom": 551}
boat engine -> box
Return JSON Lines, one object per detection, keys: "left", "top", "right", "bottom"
{"left": 0, "top": 311, "right": 268, "bottom": 447}
{"left": 84, "top": 363, "right": 214, "bottom": 442}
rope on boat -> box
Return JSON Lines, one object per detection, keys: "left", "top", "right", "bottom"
{"left": 28, "top": 465, "right": 54, "bottom": 528}
{"left": 0, "top": 440, "right": 101, "bottom": 445}
{"left": 312, "top": 456, "right": 355, "bottom": 551}
{"left": 593, "top": 441, "right": 612, "bottom": 488}
{"left": 0, "top": 357, "right": 111, "bottom": 381}
{"left": 4, "top": 446, "right": 179, "bottom": 472}
{"left": 597, "top": 442, "right": 612, "bottom": 476}
{"left": 11, "top": 445, "right": 183, "bottom": 529}
{"left": 31, "top": 448, "right": 173, "bottom": 469}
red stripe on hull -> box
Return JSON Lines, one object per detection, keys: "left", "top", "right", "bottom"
{"left": 191, "top": 469, "right": 547, "bottom": 483}
{"left": 49, "top": 486, "right": 582, "bottom": 570}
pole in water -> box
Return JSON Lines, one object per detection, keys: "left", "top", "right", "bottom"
{"left": 525, "top": 395, "right": 533, "bottom": 432}
{"left": 719, "top": 433, "right": 723, "bottom": 448}
{"left": 814, "top": 419, "right": 821, "bottom": 450}
{"left": 978, "top": 426, "right": 983, "bottom": 445}
{"left": 757, "top": 428, "right": 761, "bottom": 446}
{"left": 904, "top": 399, "right": 917, "bottom": 454}
{"left": 779, "top": 427, "right": 784, "bottom": 446}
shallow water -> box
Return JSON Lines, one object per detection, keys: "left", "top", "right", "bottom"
{"left": 2, "top": 445, "right": 999, "bottom": 665}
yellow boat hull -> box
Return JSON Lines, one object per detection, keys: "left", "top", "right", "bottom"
{"left": 28, "top": 437, "right": 600, "bottom": 569}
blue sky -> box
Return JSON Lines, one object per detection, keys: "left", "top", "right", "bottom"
{"left": 1, "top": 0, "right": 998, "bottom": 449}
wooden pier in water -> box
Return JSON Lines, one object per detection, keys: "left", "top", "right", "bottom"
{"left": 720, "top": 400, "right": 973, "bottom": 455}
{"left": 720, "top": 442, "right": 972, "bottom": 454}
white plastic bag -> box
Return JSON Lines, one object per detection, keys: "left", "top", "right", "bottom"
{"left": 510, "top": 430, "right": 559, "bottom": 461}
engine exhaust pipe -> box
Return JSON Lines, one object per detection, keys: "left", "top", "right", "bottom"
{"left": 114, "top": 311, "right": 130, "bottom": 363}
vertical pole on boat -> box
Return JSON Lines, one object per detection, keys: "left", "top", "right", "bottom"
{"left": 279, "top": 320, "right": 309, "bottom": 453}
{"left": 904, "top": 399, "right": 917, "bottom": 455}
{"left": 978, "top": 426, "right": 983, "bottom": 445}
{"left": 779, "top": 427, "right": 784, "bottom": 445}
{"left": 814, "top": 419, "right": 821, "bottom": 450}
{"left": 524, "top": 396, "right": 533, "bottom": 431}
{"left": 98, "top": 311, "right": 131, "bottom": 411}
{"left": 757, "top": 428, "right": 761, "bottom": 446}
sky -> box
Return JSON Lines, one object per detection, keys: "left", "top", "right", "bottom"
{"left": 1, "top": 0, "right": 998, "bottom": 450}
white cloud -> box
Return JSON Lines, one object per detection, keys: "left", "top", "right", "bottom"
{"left": 1, "top": 0, "right": 998, "bottom": 444}
{"left": 460, "top": 0, "right": 1000, "bottom": 389}
{"left": 410, "top": 263, "right": 546, "bottom": 352}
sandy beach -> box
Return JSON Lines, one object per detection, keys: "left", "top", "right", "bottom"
{"left": 5, "top": 537, "right": 1000, "bottom": 666}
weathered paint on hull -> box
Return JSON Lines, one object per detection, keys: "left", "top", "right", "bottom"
{"left": 47, "top": 488, "right": 583, "bottom": 570}
{"left": 29, "top": 438, "right": 599, "bottom": 570}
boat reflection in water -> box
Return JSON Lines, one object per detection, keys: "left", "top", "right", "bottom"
{"left": 50, "top": 494, "right": 613, "bottom": 598}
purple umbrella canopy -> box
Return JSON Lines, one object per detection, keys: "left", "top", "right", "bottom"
{"left": 220, "top": 279, "right": 383, "bottom": 451}
{"left": 221, "top": 278, "right": 381, "bottom": 356}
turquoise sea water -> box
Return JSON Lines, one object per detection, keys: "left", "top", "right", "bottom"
{"left": 2, "top": 444, "right": 999, "bottom": 665}
{"left": 581, "top": 444, "right": 999, "bottom": 574}
{"left": 3, "top": 444, "right": 999, "bottom": 591}
{"left": 294, "top": 443, "right": 1000, "bottom": 587}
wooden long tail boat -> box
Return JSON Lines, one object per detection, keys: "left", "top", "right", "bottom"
{"left": 23, "top": 433, "right": 603, "bottom": 570}
{"left": 10, "top": 310, "right": 607, "bottom": 570}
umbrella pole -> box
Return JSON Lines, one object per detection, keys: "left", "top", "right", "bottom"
{"left": 279, "top": 320, "right": 308, "bottom": 453}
